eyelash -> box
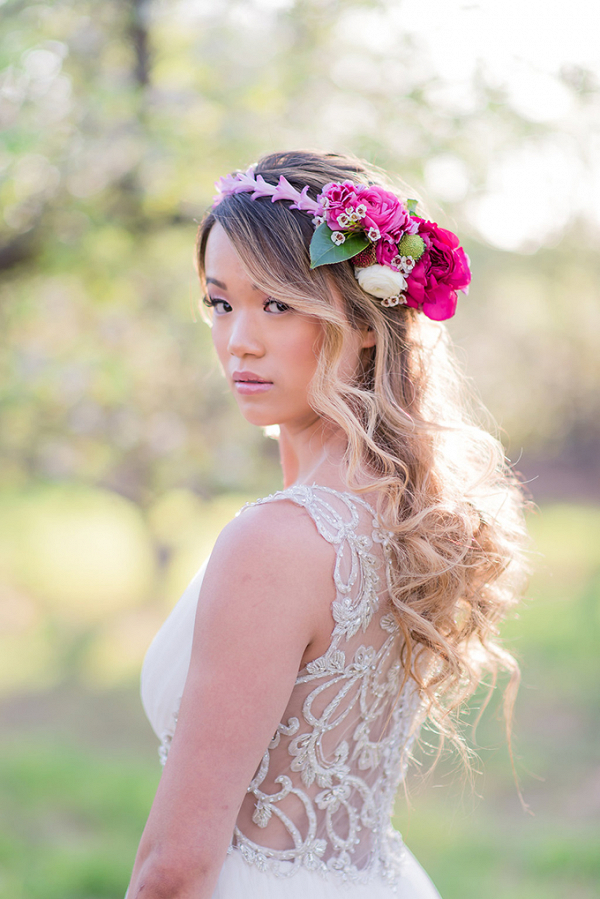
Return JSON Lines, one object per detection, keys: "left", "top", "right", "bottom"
{"left": 203, "top": 297, "right": 291, "bottom": 314}
{"left": 203, "top": 296, "right": 231, "bottom": 313}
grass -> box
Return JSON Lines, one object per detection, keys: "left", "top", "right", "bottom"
{"left": 0, "top": 501, "right": 598, "bottom": 898}
{"left": 0, "top": 739, "right": 159, "bottom": 899}
{"left": 394, "top": 784, "right": 600, "bottom": 899}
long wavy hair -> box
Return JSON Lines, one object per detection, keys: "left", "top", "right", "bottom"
{"left": 196, "top": 150, "right": 529, "bottom": 759}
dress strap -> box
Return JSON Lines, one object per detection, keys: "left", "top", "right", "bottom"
{"left": 240, "top": 485, "right": 384, "bottom": 641}
{"left": 241, "top": 484, "right": 379, "bottom": 545}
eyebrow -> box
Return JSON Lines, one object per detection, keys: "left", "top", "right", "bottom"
{"left": 205, "top": 277, "right": 261, "bottom": 292}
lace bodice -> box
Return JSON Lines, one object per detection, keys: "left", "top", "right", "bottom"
{"left": 142, "top": 485, "right": 426, "bottom": 890}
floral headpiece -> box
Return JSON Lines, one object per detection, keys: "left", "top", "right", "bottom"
{"left": 213, "top": 167, "right": 471, "bottom": 321}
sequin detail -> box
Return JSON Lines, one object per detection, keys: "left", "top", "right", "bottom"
{"left": 233, "top": 486, "right": 425, "bottom": 887}
{"left": 159, "top": 486, "right": 425, "bottom": 890}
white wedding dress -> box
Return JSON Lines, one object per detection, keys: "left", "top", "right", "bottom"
{"left": 140, "top": 485, "right": 442, "bottom": 898}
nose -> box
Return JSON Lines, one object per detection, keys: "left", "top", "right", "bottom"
{"left": 227, "top": 309, "right": 264, "bottom": 358}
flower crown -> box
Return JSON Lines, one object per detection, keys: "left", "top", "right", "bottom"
{"left": 213, "top": 167, "right": 471, "bottom": 321}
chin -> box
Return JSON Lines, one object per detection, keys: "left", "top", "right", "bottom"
{"left": 236, "top": 406, "right": 280, "bottom": 429}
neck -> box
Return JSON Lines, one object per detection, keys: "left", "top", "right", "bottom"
{"left": 278, "top": 418, "right": 348, "bottom": 490}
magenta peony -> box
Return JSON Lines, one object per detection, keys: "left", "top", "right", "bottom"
{"left": 403, "top": 218, "right": 471, "bottom": 321}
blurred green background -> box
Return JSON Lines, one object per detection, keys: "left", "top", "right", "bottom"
{"left": 1, "top": 1, "right": 599, "bottom": 897}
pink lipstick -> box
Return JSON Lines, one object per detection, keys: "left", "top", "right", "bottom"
{"left": 232, "top": 370, "right": 273, "bottom": 395}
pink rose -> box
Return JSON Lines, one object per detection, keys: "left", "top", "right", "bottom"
{"left": 354, "top": 185, "right": 418, "bottom": 241}
{"left": 404, "top": 218, "right": 471, "bottom": 321}
{"left": 317, "top": 182, "right": 419, "bottom": 243}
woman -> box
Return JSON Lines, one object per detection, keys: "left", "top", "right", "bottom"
{"left": 126, "top": 151, "right": 528, "bottom": 899}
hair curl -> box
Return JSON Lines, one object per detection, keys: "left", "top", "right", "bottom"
{"left": 196, "top": 150, "right": 529, "bottom": 761}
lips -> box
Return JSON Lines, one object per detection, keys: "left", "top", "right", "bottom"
{"left": 232, "top": 370, "right": 273, "bottom": 395}
{"left": 232, "top": 370, "right": 272, "bottom": 384}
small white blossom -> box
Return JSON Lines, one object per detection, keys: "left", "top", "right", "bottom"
{"left": 381, "top": 295, "right": 407, "bottom": 308}
{"left": 313, "top": 215, "right": 325, "bottom": 225}
{"left": 331, "top": 231, "right": 346, "bottom": 245}
{"left": 355, "top": 203, "right": 367, "bottom": 218}
{"left": 367, "top": 226, "right": 381, "bottom": 241}
{"left": 392, "top": 254, "right": 416, "bottom": 275}
{"left": 337, "top": 213, "right": 350, "bottom": 228}
{"left": 345, "top": 206, "right": 355, "bottom": 215}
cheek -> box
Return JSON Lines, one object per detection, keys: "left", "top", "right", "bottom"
{"left": 284, "top": 326, "right": 323, "bottom": 382}
{"left": 210, "top": 321, "right": 228, "bottom": 362}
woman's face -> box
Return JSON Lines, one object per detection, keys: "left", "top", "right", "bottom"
{"left": 203, "top": 223, "right": 326, "bottom": 432}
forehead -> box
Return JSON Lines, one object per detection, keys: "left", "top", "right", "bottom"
{"left": 204, "top": 222, "right": 240, "bottom": 270}
{"left": 204, "top": 222, "right": 256, "bottom": 290}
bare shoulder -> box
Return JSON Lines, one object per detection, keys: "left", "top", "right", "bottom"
{"left": 204, "top": 498, "right": 336, "bottom": 602}
{"left": 216, "top": 497, "right": 332, "bottom": 552}
{"left": 191, "top": 498, "right": 337, "bottom": 675}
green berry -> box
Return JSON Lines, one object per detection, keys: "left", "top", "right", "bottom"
{"left": 397, "top": 234, "right": 425, "bottom": 261}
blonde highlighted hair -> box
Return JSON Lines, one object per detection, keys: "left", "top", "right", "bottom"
{"left": 196, "top": 150, "right": 529, "bottom": 757}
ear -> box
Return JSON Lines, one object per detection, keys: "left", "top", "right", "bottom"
{"left": 360, "top": 326, "right": 377, "bottom": 349}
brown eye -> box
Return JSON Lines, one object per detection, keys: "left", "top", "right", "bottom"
{"left": 204, "top": 297, "right": 232, "bottom": 314}
{"left": 264, "top": 299, "right": 290, "bottom": 314}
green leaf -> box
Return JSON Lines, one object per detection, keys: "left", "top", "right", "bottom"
{"left": 407, "top": 198, "right": 419, "bottom": 216}
{"left": 309, "top": 223, "right": 370, "bottom": 269}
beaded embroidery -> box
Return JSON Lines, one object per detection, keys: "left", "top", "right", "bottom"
{"left": 158, "top": 485, "right": 426, "bottom": 890}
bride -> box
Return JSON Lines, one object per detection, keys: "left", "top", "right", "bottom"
{"left": 126, "top": 150, "right": 528, "bottom": 899}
